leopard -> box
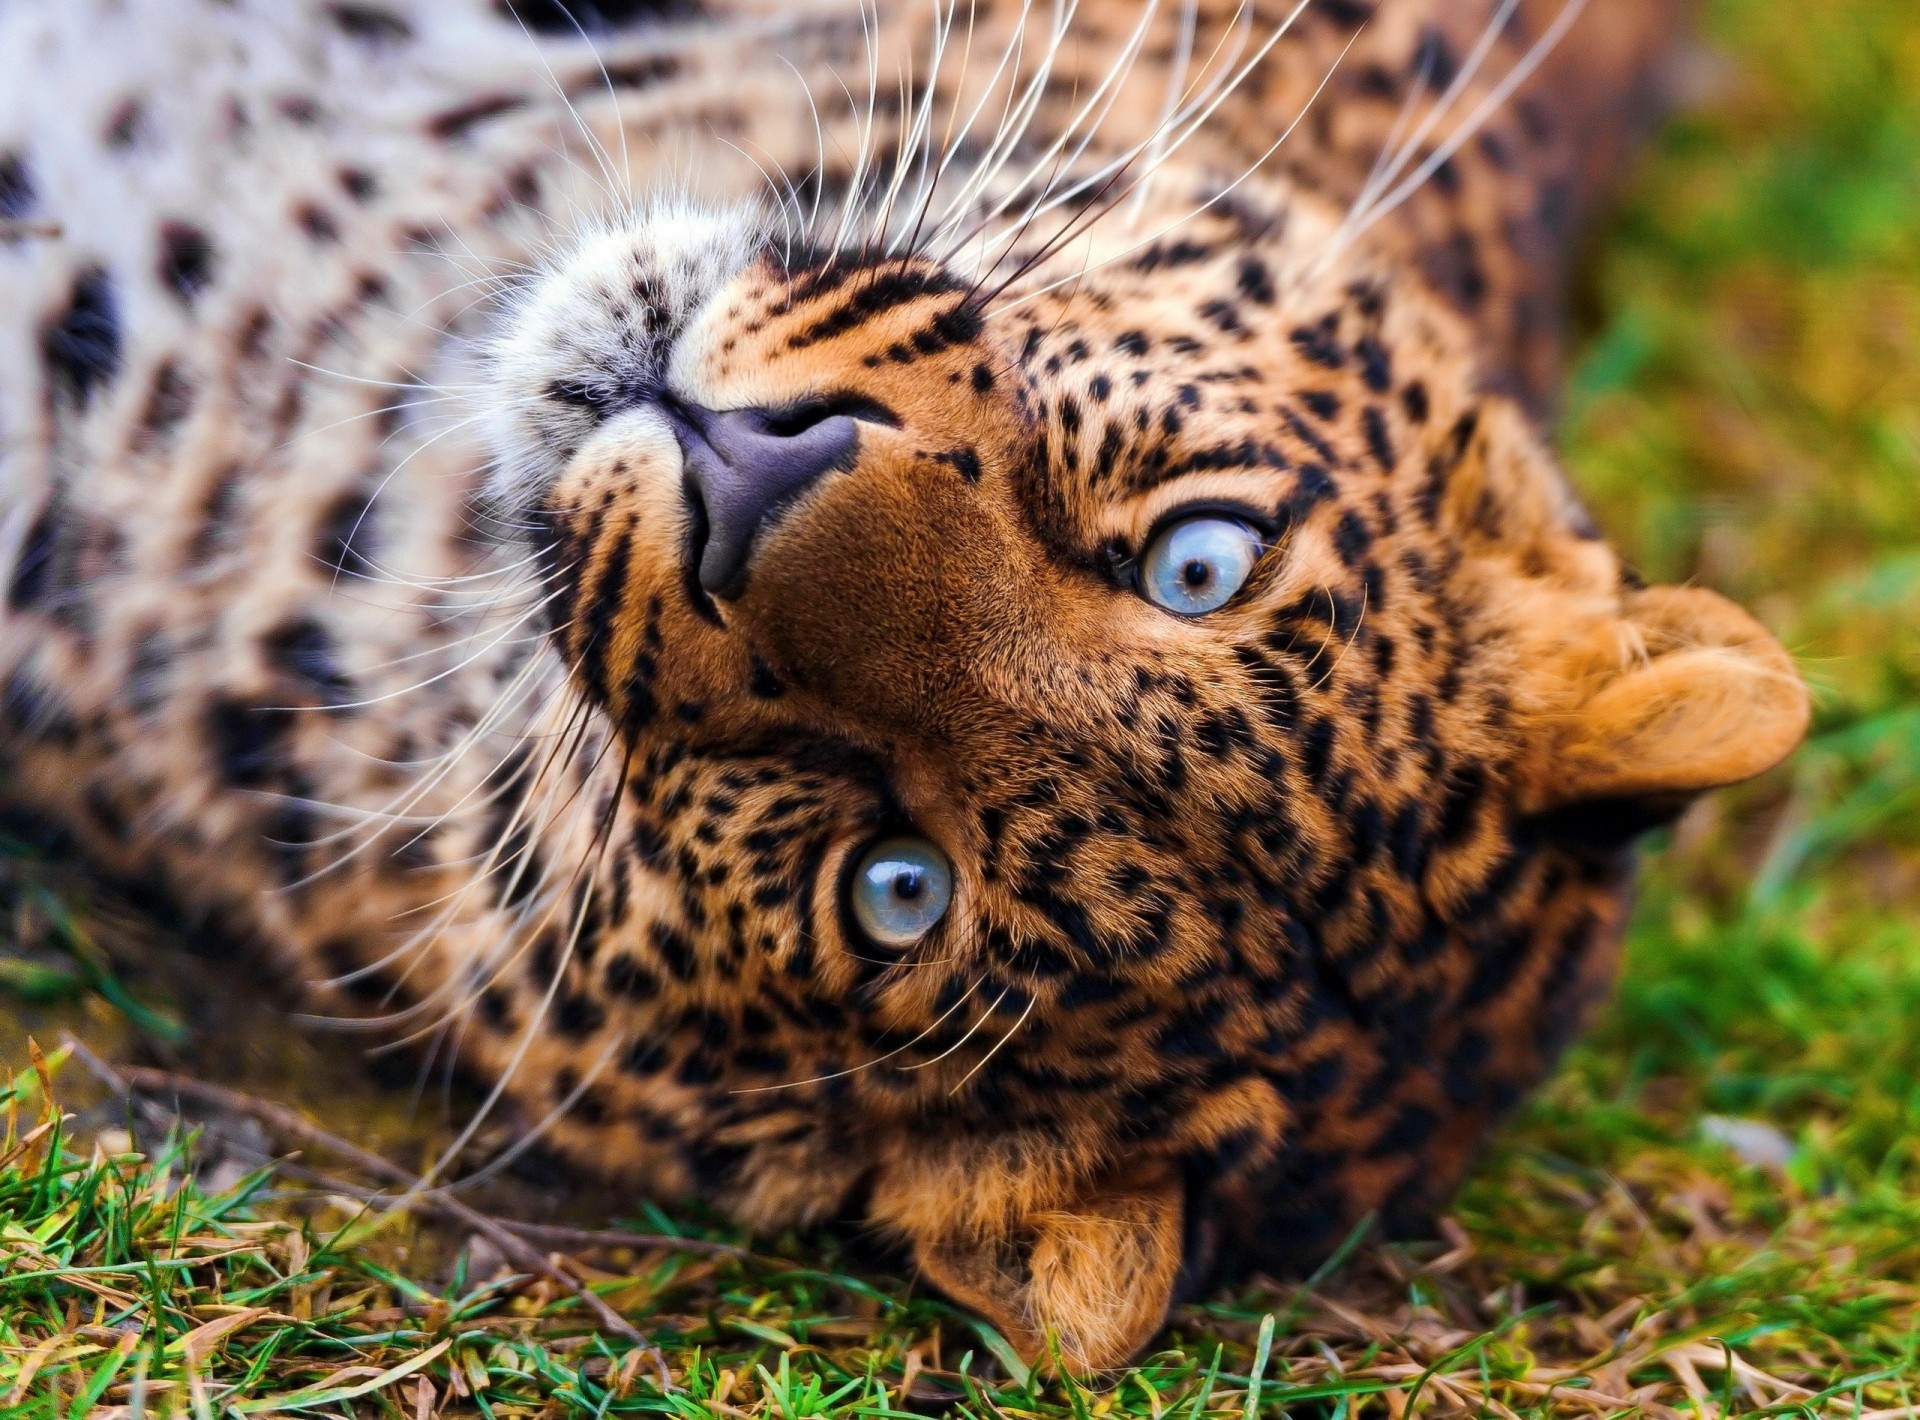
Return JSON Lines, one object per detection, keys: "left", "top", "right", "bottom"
{"left": 0, "top": 0, "right": 1810, "bottom": 1371}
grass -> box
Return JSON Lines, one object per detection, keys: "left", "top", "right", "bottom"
{"left": 6, "top": 0, "right": 1920, "bottom": 1412}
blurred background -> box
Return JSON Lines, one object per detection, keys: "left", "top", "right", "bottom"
{"left": 3, "top": 0, "right": 1919, "bottom": 1409}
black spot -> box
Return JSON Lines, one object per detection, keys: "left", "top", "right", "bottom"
{"left": 1412, "top": 27, "right": 1458, "bottom": 90}
{"left": 329, "top": 3, "right": 414, "bottom": 43}
{"left": 7, "top": 502, "right": 60, "bottom": 612}
{"left": 1354, "top": 336, "right": 1392, "bottom": 392}
{"left": 1301, "top": 716, "right": 1336, "bottom": 785}
{"left": 277, "top": 96, "right": 325, "bottom": 126}
{"left": 1132, "top": 240, "right": 1213, "bottom": 272}
{"left": 189, "top": 466, "right": 247, "bottom": 567}
{"left": 1424, "top": 231, "right": 1488, "bottom": 312}
{"left": 1199, "top": 299, "right": 1246, "bottom": 336}
{"left": 650, "top": 922, "right": 697, "bottom": 982}
{"left": 1318, "top": 0, "right": 1374, "bottom": 25}
{"left": 135, "top": 361, "right": 196, "bottom": 450}
{"left": 1, "top": 669, "right": 79, "bottom": 746}
{"left": 1363, "top": 406, "right": 1395, "bottom": 470}
{"left": 1400, "top": 381, "right": 1430, "bottom": 424}
{"left": 932, "top": 447, "right": 982, "bottom": 483}
{"left": 604, "top": 953, "right": 658, "bottom": 1000}
{"left": 238, "top": 308, "right": 274, "bottom": 363}
{"left": 296, "top": 204, "right": 341, "bottom": 243}
{"left": 264, "top": 618, "right": 354, "bottom": 706}
{"left": 1301, "top": 390, "right": 1340, "bottom": 421}
{"left": 1236, "top": 256, "right": 1275, "bottom": 305}
{"left": 338, "top": 167, "right": 380, "bottom": 202}
{"left": 0, "top": 151, "right": 34, "bottom": 219}
{"left": 595, "top": 56, "right": 682, "bottom": 88}
{"left": 1371, "top": 1102, "right": 1440, "bottom": 1158}
{"left": 1282, "top": 463, "right": 1338, "bottom": 523}
{"left": 1441, "top": 1030, "right": 1492, "bottom": 1105}
{"left": 262, "top": 797, "right": 322, "bottom": 879}
{"left": 103, "top": 98, "right": 145, "bottom": 150}
{"left": 427, "top": 95, "right": 529, "bottom": 141}
{"left": 787, "top": 268, "right": 971, "bottom": 348}
{"left": 478, "top": 988, "right": 516, "bottom": 1029}
{"left": 971, "top": 362, "right": 995, "bottom": 393}
{"left": 553, "top": 991, "right": 606, "bottom": 1038}
{"left": 496, "top": 0, "right": 693, "bottom": 31}
{"left": 622, "top": 1041, "right": 669, "bottom": 1077}
{"left": 42, "top": 268, "right": 121, "bottom": 408}
{"left": 206, "top": 698, "right": 297, "bottom": 787}
{"left": 316, "top": 484, "right": 379, "bottom": 578}
{"left": 158, "top": 223, "right": 218, "bottom": 305}
{"left": 1290, "top": 315, "right": 1345, "bottom": 369}
{"left": 573, "top": 518, "right": 635, "bottom": 702}
{"left": 747, "top": 657, "right": 785, "bottom": 699}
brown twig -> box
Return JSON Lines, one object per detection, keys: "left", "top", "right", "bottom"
{"left": 497, "top": 1220, "right": 752, "bottom": 1262}
{"left": 58, "top": 1035, "right": 673, "bottom": 1384}
{"left": 98, "top": 1059, "right": 746, "bottom": 1253}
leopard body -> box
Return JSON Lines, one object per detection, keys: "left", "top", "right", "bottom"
{"left": 0, "top": 0, "right": 1807, "bottom": 1366}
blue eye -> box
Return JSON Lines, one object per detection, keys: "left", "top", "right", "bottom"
{"left": 849, "top": 835, "right": 953, "bottom": 947}
{"left": 1140, "top": 514, "right": 1265, "bottom": 614}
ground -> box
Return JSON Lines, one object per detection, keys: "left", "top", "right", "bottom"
{"left": 4, "top": 0, "right": 1920, "bottom": 1413}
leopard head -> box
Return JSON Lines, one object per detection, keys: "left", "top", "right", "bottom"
{"left": 474, "top": 184, "right": 1806, "bottom": 1369}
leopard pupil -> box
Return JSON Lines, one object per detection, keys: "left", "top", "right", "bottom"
{"left": 893, "top": 869, "right": 925, "bottom": 902}
{"left": 1182, "top": 559, "right": 1212, "bottom": 589}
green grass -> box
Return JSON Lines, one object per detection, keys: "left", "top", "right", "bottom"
{"left": 7, "top": 0, "right": 1920, "bottom": 1412}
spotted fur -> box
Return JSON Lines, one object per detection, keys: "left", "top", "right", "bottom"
{"left": 0, "top": 0, "right": 1806, "bottom": 1369}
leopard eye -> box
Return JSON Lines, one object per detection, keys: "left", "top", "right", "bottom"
{"left": 849, "top": 835, "right": 953, "bottom": 948}
{"left": 1140, "top": 514, "right": 1265, "bottom": 615}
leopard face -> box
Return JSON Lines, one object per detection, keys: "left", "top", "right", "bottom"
{"left": 474, "top": 177, "right": 1808, "bottom": 1366}
{"left": 0, "top": 0, "right": 1808, "bottom": 1375}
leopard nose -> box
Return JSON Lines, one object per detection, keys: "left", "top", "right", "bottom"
{"left": 667, "top": 401, "right": 860, "bottom": 599}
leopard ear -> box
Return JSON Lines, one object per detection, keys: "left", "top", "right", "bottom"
{"left": 1525, "top": 585, "right": 1809, "bottom": 816}
{"left": 876, "top": 1159, "right": 1184, "bottom": 1372}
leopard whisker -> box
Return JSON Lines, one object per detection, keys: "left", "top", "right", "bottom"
{"left": 965, "top": 0, "right": 1318, "bottom": 290}
{"left": 403, "top": 716, "right": 639, "bottom": 1191}
{"left": 1334, "top": 7, "right": 1460, "bottom": 260}
{"left": 1121, "top": 0, "right": 1203, "bottom": 229}
{"left": 898, "top": 983, "right": 1014, "bottom": 1071}
{"left": 935, "top": 0, "right": 1164, "bottom": 261}
{"left": 1303, "top": 582, "right": 1368, "bottom": 696}
{"left": 306, "top": 581, "right": 570, "bottom": 714}
{"left": 776, "top": 54, "right": 833, "bottom": 239}
{"left": 991, "top": 18, "right": 1357, "bottom": 310}
{"left": 926, "top": 0, "right": 1080, "bottom": 250}
{"left": 828, "top": 0, "right": 887, "bottom": 253}
{"left": 429, "top": 1033, "right": 624, "bottom": 1197}
{"left": 500, "top": 1, "right": 635, "bottom": 219}
{"left": 340, "top": 692, "right": 612, "bottom": 1064}
{"left": 280, "top": 600, "right": 575, "bottom": 869}
{"left": 947, "top": 990, "right": 1036, "bottom": 1095}
{"left": 1318, "top": 0, "right": 1591, "bottom": 279}
{"left": 888, "top": 0, "right": 976, "bottom": 260}
{"left": 731, "top": 975, "right": 985, "bottom": 1094}
{"left": 909, "top": 0, "right": 1043, "bottom": 256}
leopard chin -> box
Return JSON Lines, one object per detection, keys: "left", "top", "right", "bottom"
{"left": 0, "top": 0, "right": 1799, "bottom": 1370}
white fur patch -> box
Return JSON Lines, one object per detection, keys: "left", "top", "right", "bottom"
{"left": 476, "top": 202, "right": 767, "bottom": 516}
